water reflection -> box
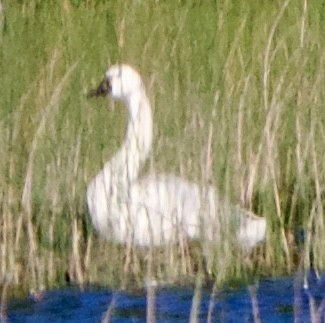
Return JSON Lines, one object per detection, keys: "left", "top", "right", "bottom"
{"left": 6, "top": 273, "right": 325, "bottom": 322}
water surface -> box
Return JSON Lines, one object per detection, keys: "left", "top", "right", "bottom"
{"left": 7, "top": 273, "right": 325, "bottom": 322}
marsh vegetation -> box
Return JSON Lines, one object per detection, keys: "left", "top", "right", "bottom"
{"left": 0, "top": 0, "right": 325, "bottom": 295}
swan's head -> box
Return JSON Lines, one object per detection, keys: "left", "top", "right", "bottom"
{"left": 89, "top": 64, "right": 143, "bottom": 100}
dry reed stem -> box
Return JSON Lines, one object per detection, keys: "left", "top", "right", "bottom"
{"left": 206, "top": 281, "right": 218, "bottom": 323}
{"left": 189, "top": 272, "right": 203, "bottom": 323}
{"left": 203, "top": 122, "right": 213, "bottom": 183}
{"left": 122, "top": 231, "right": 133, "bottom": 288}
{"left": 296, "top": 117, "right": 315, "bottom": 179}
{"left": 71, "top": 132, "right": 82, "bottom": 208}
{"left": 21, "top": 56, "right": 78, "bottom": 214}
{"left": 183, "top": 238, "right": 193, "bottom": 277}
{"left": 84, "top": 235, "right": 92, "bottom": 281}
{"left": 170, "top": 8, "right": 189, "bottom": 58}
{"left": 236, "top": 76, "right": 251, "bottom": 206}
{"left": 131, "top": 248, "right": 141, "bottom": 283}
{"left": 72, "top": 218, "right": 84, "bottom": 285}
{"left": 299, "top": 277, "right": 325, "bottom": 323}
{"left": 224, "top": 16, "right": 247, "bottom": 77}
{"left": 101, "top": 294, "right": 116, "bottom": 323}
{"left": 263, "top": 0, "right": 291, "bottom": 111}
{"left": 306, "top": 289, "right": 319, "bottom": 323}
{"left": 117, "top": 16, "right": 125, "bottom": 49}
{"left": 311, "top": 130, "right": 322, "bottom": 274}
{"left": 20, "top": 54, "right": 77, "bottom": 290}
{"left": 315, "top": 298, "right": 325, "bottom": 323}
{"left": 303, "top": 203, "right": 316, "bottom": 289}
{"left": 0, "top": 81, "right": 35, "bottom": 285}
{"left": 217, "top": 0, "right": 231, "bottom": 31}
{"left": 248, "top": 283, "right": 261, "bottom": 323}
{"left": 146, "top": 250, "right": 156, "bottom": 323}
{"left": 63, "top": 129, "right": 85, "bottom": 284}
{"left": 244, "top": 84, "right": 283, "bottom": 206}
{"left": 146, "top": 284, "right": 156, "bottom": 323}
{"left": 0, "top": 278, "right": 8, "bottom": 323}
{"left": 179, "top": 230, "right": 188, "bottom": 276}
{"left": 4, "top": 140, "right": 15, "bottom": 284}
{"left": 300, "top": 0, "right": 308, "bottom": 48}
{"left": 293, "top": 271, "right": 304, "bottom": 323}
{"left": 262, "top": 71, "right": 291, "bottom": 267}
{"left": 48, "top": 216, "right": 54, "bottom": 285}
{"left": 0, "top": 0, "right": 3, "bottom": 33}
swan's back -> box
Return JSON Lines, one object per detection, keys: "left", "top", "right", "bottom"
{"left": 127, "top": 174, "right": 203, "bottom": 246}
{"left": 126, "top": 174, "right": 266, "bottom": 251}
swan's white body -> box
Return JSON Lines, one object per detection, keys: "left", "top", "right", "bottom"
{"left": 87, "top": 64, "right": 266, "bottom": 250}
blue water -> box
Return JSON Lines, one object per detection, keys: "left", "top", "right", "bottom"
{"left": 6, "top": 273, "right": 325, "bottom": 322}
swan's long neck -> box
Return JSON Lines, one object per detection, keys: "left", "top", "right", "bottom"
{"left": 121, "top": 89, "right": 153, "bottom": 183}
{"left": 87, "top": 85, "right": 153, "bottom": 237}
{"left": 104, "top": 88, "right": 153, "bottom": 194}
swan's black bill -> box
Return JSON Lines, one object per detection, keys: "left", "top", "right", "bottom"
{"left": 87, "top": 79, "right": 111, "bottom": 98}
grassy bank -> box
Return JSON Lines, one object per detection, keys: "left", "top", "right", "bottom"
{"left": 1, "top": 0, "right": 325, "bottom": 293}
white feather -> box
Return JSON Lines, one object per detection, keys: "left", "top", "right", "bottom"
{"left": 87, "top": 64, "right": 266, "bottom": 252}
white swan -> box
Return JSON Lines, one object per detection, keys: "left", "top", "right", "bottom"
{"left": 87, "top": 64, "right": 266, "bottom": 252}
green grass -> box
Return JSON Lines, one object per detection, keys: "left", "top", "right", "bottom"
{"left": 1, "top": 0, "right": 325, "bottom": 293}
